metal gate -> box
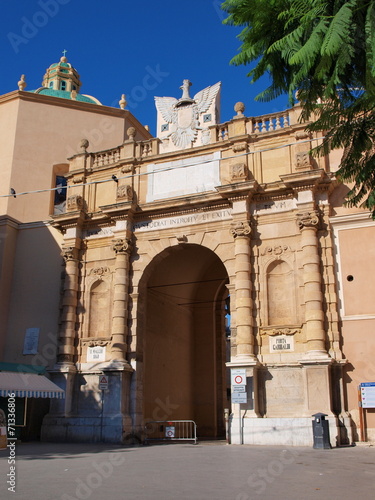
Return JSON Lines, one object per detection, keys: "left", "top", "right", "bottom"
{"left": 144, "top": 420, "right": 197, "bottom": 444}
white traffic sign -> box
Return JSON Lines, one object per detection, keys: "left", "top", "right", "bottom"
{"left": 231, "top": 369, "right": 247, "bottom": 387}
{"left": 165, "top": 426, "right": 175, "bottom": 438}
{"left": 232, "top": 392, "right": 247, "bottom": 404}
{"left": 232, "top": 385, "right": 246, "bottom": 393}
{"left": 99, "top": 375, "right": 108, "bottom": 390}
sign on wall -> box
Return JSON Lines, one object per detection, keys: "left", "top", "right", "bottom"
{"left": 23, "top": 328, "right": 40, "bottom": 355}
{"left": 269, "top": 335, "right": 294, "bottom": 352}
{"left": 231, "top": 369, "right": 247, "bottom": 404}
{"left": 231, "top": 369, "right": 247, "bottom": 387}
{"left": 360, "top": 382, "right": 375, "bottom": 408}
{"left": 87, "top": 346, "right": 106, "bottom": 362}
{"left": 99, "top": 375, "right": 108, "bottom": 391}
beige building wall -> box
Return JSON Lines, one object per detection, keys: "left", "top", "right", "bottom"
{"left": 0, "top": 98, "right": 19, "bottom": 217}
{"left": 332, "top": 218, "right": 375, "bottom": 440}
{"left": 3, "top": 223, "right": 63, "bottom": 368}
{"left": 0, "top": 91, "right": 150, "bottom": 224}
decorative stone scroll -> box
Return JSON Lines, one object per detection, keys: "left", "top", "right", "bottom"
{"left": 295, "top": 151, "right": 312, "bottom": 170}
{"left": 260, "top": 327, "right": 300, "bottom": 337}
{"left": 294, "top": 130, "right": 313, "bottom": 170}
{"left": 230, "top": 163, "right": 248, "bottom": 182}
{"left": 297, "top": 211, "right": 319, "bottom": 230}
{"left": 112, "top": 238, "right": 132, "bottom": 255}
{"left": 89, "top": 267, "right": 110, "bottom": 277}
{"left": 261, "top": 245, "right": 291, "bottom": 257}
{"left": 67, "top": 194, "right": 84, "bottom": 211}
{"left": 230, "top": 220, "right": 251, "bottom": 238}
{"left": 116, "top": 184, "right": 133, "bottom": 202}
{"left": 81, "top": 339, "right": 110, "bottom": 347}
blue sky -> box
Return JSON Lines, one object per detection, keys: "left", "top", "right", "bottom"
{"left": 1, "top": 0, "right": 290, "bottom": 135}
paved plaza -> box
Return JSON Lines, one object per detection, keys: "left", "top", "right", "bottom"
{"left": 0, "top": 441, "right": 374, "bottom": 499}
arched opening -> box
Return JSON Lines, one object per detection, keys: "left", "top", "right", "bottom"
{"left": 138, "top": 244, "right": 230, "bottom": 438}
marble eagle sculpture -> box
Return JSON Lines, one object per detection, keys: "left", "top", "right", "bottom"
{"left": 155, "top": 80, "right": 221, "bottom": 149}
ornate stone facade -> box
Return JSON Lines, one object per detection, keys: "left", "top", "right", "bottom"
{"left": 3, "top": 68, "right": 372, "bottom": 446}
{"left": 42, "top": 82, "right": 366, "bottom": 446}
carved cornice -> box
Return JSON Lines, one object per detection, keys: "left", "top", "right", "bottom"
{"left": 112, "top": 238, "right": 132, "bottom": 255}
{"left": 297, "top": 210, "right": 320, "bottom": 230}
{"left": 230, "top": 220, "right": 251, "bottom": 238}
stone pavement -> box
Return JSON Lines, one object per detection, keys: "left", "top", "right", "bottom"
{"left": 0, "top": 441, "right": 374, "bottom": 500}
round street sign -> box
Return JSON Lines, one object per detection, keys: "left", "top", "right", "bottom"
{"left": 231, "top": 368, "right": 247, "bottom": 386}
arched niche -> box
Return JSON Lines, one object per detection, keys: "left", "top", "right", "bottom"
{"left": 87, "top": 279, "right": 111, "bottom": 338}
{"left": 265, "top": 259, "right": 298, "bottom": 326}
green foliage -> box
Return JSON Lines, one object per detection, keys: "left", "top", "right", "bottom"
{"left": 222, "top": 0, "right": 375, "bottom": 217}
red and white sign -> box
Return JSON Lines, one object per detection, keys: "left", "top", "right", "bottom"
{"left": 165, "top": 426, "right": 175, "bottom": 438}
{"left": 231, "top": 369, "right": 247, "bottom": 387}
{"left": 99, "top": 375, "right": 108, "bottom": 390}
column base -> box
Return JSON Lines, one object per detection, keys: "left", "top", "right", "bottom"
{"left": 300, "top": 350, "right": 332, "bottom": 363}
{"left": 230, "top": 416, "right": 352, "bottom": 447}
{"left": 227, "top": 355, "right": 259, "bottom": 367}
{"left": 42, "top": 363, "right": 133, "bottom": 443}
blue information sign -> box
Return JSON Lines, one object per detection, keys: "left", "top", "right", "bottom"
{"left": 360, "top": 382, "right": 375, "bottom": 408}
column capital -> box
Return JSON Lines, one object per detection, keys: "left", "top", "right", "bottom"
{"left": 61, "top": 246, "right": 79, "bottom": 263}
{"left": 230, "top": 220, "right": 251, "bottom": 238}
{"left": 297, "top": 210, "right": 319, "bottom": 230}
{"left": 112, "top": 238, "right": 132, "bottom": 255}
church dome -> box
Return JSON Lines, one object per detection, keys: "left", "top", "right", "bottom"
{"left": 27, "top": 53, "right": 102, "bottom": 105}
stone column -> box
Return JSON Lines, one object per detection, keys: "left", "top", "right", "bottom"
{"left": 111, "top": 238, "right": 132, "bottom": 364}
{"left": 230, "top": 220, "right": 256, "bottom": 361}
{"left": 54, "top": 245, "right": 80, "bottom": 417}
{"left": 297, "top": 211, "right": 329, "bottom": 359}
{"left": 58, "top": 246, "right": 80, "bottom": 364}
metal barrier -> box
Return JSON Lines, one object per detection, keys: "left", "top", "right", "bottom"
{"left": 144, "top": 420, "right": 197, "bottom": 445}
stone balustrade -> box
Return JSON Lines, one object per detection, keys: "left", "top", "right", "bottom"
{"left": 250, "top": 110, "right": 290, "bottom": 134}
{"left": 92, "top": 147, "right": 121, "bottom": 168}
{"left": 71, "top": 107, "right": 296, "bottom": 174}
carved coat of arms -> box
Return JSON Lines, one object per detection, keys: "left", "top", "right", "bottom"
{"left": 155, "top": 80, "right": 220, "bottom": 149}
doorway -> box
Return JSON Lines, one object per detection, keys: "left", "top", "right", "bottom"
{"left": 139, "top": 243, "right": 229, "bottom": 438}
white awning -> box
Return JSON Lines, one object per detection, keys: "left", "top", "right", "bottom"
{"left": 0, "top": 372, "right": 65, "bottom": 399}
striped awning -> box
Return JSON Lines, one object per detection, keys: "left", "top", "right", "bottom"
{"left": 0, "top": 372, "right": 65, "bottom": 399}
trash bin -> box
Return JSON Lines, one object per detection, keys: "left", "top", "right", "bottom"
{"left": 312, "top": 413, "right": 331, "bottom": 449}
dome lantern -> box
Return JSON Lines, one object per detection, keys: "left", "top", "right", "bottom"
{"left": 42, "top": 50, "right": 81, "bottom": 93}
